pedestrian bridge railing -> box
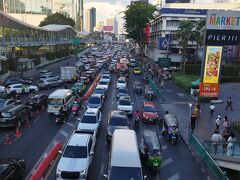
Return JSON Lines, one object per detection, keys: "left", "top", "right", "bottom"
{"left": 188, "top": 133, "right": 229, "bottom": 180}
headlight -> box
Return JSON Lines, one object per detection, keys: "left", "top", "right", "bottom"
{"left": 56, "top": 168, "right": 61, "bottom": 178}
{"left": 80, "top": 170, "right": 86, "bottom": 178}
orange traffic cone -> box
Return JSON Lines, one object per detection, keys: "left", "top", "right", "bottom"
{"left": 4, "top": 134, "right": 12, "bottom": 145}
{"left": 15, "top": 127, "right": 21, "bottom": 138}
{"left": 24, "top": 118, "right": 31, "bottom": 128}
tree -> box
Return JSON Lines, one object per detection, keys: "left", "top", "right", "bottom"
{"left": 39, "top": 12, "right": 75, "bottom": 27}
{"left": 123, "top": 2, "right": 156, "bottom": 65}
{"left": 175, "top": 20, "right": 195, "bottom": 72}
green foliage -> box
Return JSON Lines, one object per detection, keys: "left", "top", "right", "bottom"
{"left": 123, "top": 2, "right": 156, "bottom": 44}
{"left": 221, "top": 65, "right": 240, "bottom": 77}
{"left": 185, "top": 64, "right": 202, "bottom": 75}
{"left": 0, "top": 60, "right": 10, "bottom": 75}
{"left": 221, "top": 77, "right": 240, "bottom": 83}
{"left": 39, "top": 12, "right": 75, "bottom": 27}
{"left": 33, "top": 56, "right": 41, "bottom": 65}
{"left": 46, "top": 52, "right": 56, "bottom": 61}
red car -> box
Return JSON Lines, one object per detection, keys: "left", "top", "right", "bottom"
{"left": 141, "top": 101, "right": 159, "bottom": 123}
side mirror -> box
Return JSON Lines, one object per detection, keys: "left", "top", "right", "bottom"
{"left": 103, "top": 174, "right": 108, "bottom": 179}
{"left": 90, "top": 152, "right": 94, "bottom": 156}
{"left": 58, "top": 150, "right": 63, "bottom": 154}
{"left": 144, "top": 175, "right": 148, "bottom": 179}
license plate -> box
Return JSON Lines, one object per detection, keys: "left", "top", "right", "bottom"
{"left": 149, "top": 119, "right": 153, "bottom": 121}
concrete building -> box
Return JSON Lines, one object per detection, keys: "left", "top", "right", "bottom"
{"left": 0, "top": 0, "right": 84, "bottom": 31}
{"left": 106, "top": 17, "right": 118, "bottom": 35}
{"left": 96, "top": 21, "right": 105, "bottom": 31}
{"left": 147, "top": 3, "right": 240, "bottom": 65}
{"left": 85, "top": 7, "right": 96, "bottom": 32}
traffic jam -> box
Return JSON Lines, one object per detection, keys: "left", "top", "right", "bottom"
{"left": 0, "top": 44, "right": 185, "bottom": 180}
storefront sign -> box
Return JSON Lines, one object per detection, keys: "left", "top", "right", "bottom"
{"left": 205, "top": 29, "right": 240, "bottom": 46}
{"left": 199, "top": 83, "right": 220, "bottom": 97}
{"left": 160, "top": 8, "right": 207, "bottom": 15}
{"left": 158, "top": 58, "right": 171, "bottom": 68}
{"left": 203, "top": 46, "right": 223, "bottom": 84}
{"left": 207, "top": 10, "right": 240, "bottom": 30}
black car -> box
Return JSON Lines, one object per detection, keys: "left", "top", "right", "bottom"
{"left": 106, "top": 110, "right": 129, "bottom": 141}
{"left": 0, "top": 158, "right": 25, "bottom": 180}
{"left": 25, "top": 94, "right": 48, "bottom": 110}
{"left": 0, "top": 99, "right": 16, "bottom": 110}
{"left": 5, "top": 77, "right": 32, "bottom": 86}
{"left": 0, "top": 104, "right": 32, "bottom": 128}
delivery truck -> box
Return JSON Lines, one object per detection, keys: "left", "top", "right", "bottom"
{"left": 60, "top": 66, "right": 77, "bottom": 82}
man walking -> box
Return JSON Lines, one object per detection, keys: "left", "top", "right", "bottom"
{"left": 190, "top": 113, "right": 197, "bottom": 132}
{"left": 225, "top": 97, "right": 233, "bottom": 111}
{"left": 210, "top": 103, "right": 215, "bottom": 119}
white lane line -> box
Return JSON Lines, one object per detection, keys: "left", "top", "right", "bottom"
{"left": 60, "top": 130, "right": 68, "bottom": 138}
{"left": 100, "top": 164, "right": 105, "bottom": 174}
{"left": 161, "top": 158, "right": 173, "bottom": 168}
{"left": 33, "top": 117, "right": 39, "bottom": 123}
{"left": 162, "top": 144, "right": 167, "bottom": 151}
{"left": 66, "top": 122, "right": 74, "bottom": 127}
{"left": 173, "top": 101, "right": 191, "bottom": 105}
{"left": 167, "top": 173, "right": 180, "bottom": 180}
{"left": 177, "top": 92, "right": 185, "bottom": 97}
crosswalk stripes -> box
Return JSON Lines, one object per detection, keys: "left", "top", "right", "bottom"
{"left": 177, "top": 92, "right": 185, "bottom": 97}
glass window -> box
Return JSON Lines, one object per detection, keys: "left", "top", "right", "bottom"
{"left": 88, "top": 138, "right": 92, "bottom": 154}
{"left": 119, "top": 99, "right": 130, "bottom": 106}
{"left": 81, "top": 115, "right": 97, "bottom": 123}
{"left": 63, "top": 146, "right": 87, "bottom": 158}
{"left": 144, "top": 106, "right": 157, "bottom": 112}
{"left": 109, "top": 117, "right": 128, "bottom": 126}
{"left": 48, "top": 98, "right": 64, "bottom": 105}
{"left": 88, "top": 96, "right": 100, "bottom": 104}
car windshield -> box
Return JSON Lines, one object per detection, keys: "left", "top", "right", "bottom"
{"left": 99, "top": 81, "right": 108, "bottom": 85}
{"left": 119, "top": 99, "right": 131, "bottom": 106}
{"left": 94, "top": 89, "right": 105, "bottom": 94}
{"left": 109, "top": 167, "right": 142, "bottom": 180}
{"left": 109, "top": 117, "right": 128, "bottom": 126}
{"left": 81, "top": 115, "right": 97, "bottom": 123}
{"left": 48, "top": 98, "right": 63, "bottom": 105}
{"left": 88, "top": 97, "right": 100, "bottom": 104}
{"left": 118, "top": 89, "right": 128, "bottom": 94}
{"left": 118, "top": 80, "right": 125, "bottom": 84}
{"left": 102, "top": 76, "right": 109, "bottom": 79}
{"left": 0, "top": 100, "right": 6, "bottom": 108}
{"left": 63, "top": 146, "right": 87, "bottom": 158}
{"left": 144, "top": 106, "right": 157, "bottom": 112}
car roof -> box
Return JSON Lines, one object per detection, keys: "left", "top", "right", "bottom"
{"left": 68, "top": 132, "right": 90, "bottom": 146}
{"left": 111, "top": 110, "right": 126, "bottom": 117}
{"left": 8, "top": 83, "right": 22, "bottom": 87}
{"left": 144, "top": 101, "right": 155, "bottom": 106}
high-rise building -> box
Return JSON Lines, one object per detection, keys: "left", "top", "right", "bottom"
{"left": 106, "top": 17, "right": 118, "bottom": 35}
{"left": 96, "top": 21, "right": 105, "bottom": 31}
{"left": 85, "top": 7, "right": 96, "bottom": 32}
{"left": 0, "top": 0, "right": 84, "bottom": 31}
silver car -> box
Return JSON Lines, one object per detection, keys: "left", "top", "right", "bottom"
{"left": 38, "top": 77, "right": 63, "bottom": 89}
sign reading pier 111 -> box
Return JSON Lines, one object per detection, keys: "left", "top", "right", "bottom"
{"left": 200, "top": 10, "right": 240, "bottom": 98}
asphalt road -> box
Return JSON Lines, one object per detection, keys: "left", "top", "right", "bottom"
{"left": 47, "top": 66, "right": 209, "bottom": 180}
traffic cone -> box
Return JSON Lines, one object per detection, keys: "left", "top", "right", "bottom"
{"left": 24, "top": 118, "right": 31, "bottom": 128}
{"left": 4, "top": 134, "right": 12, "bottom": 145}
{"left": 15, "top": 127, "right": 21, "bottom": 138}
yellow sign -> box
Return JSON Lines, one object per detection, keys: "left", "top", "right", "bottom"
{"left": 203, "top": 46, "right": 222, "bottom": 83}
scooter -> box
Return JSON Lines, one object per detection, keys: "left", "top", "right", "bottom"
{"left": 56, "top": 114, "right": 66, "bottom": 124}
{"left": 134, "top": 116, "right": 141, "bottom": 128}
{"left": 71, "top": 104, "right": 79, "bottom": 116}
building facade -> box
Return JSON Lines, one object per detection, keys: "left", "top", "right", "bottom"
{"left": 147, "top": 3, "right": 240, "bottom": 65}
{"left": 0, "top": 0, "right": 84, "bottom": 31}
{"left": 106, "top": 18, "right": 118, "bottom": 35}
{"left": 85, "top": 7, "right": 96, "bottom": 32}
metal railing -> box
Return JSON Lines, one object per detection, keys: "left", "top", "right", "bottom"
{"left": 188, "top": 133, "right": 229, "bottom": 180}
{"left": 229, "top": 120, "right": 240, "bottom": 128}
{"left": 203, "top": 140, "right": 240, "bottom": 158}
{"left": 148, "top": 78, "right": 165, "bottom": 103}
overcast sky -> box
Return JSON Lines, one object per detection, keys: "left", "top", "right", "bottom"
{"left": 83, "top": 0, "right": 218, "bottom": 32}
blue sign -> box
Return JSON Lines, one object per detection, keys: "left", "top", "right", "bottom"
{"left": 160, "top": 8, "right": 207, "bottom": 15}
{"left": 158, "top": 35, "right": 173, "bottom": 50}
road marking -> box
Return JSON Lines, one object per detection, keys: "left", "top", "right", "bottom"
{"left": 162, "top": 144, "right": 167, "bottom": 150}
{"left": 33, "top": 117, "right": 39, "bottom": 123}
{"left": 161, "top": 158, "right": 173, "bottom": 168}
{"left": 100, "top": 164, "right": 105, "bottom": 174}
{"left": 165, "top": 89, "right": 173, "bottom": 93}
{"left": 173, "top": 101, "right": 191, "bottom": 105}
{"left": 177, "top": 92, "right": 185, "bottom": 97}
{"left": 156, "top": 174, "right": 160, "bottom": 180}
{"left": 59, "top": 130, "right": 68, "bottom": 138}
{"left": 167, "top": 173, "right": 180, "bottom": 180}
{"left": 66, "top": 122, "right": 74, "bottom": 127}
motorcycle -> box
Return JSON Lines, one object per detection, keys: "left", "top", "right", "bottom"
{"left": 134, "top": 116, "right": 141, "bottom": 128}
{"left": 145, "top": 85, "right": 154, "bottom": 100}
{"left": 56, "top": 113, "right": 66, "bottom": 124}
{"left": 71, "top": 103, "right": 79, "bottom": 116}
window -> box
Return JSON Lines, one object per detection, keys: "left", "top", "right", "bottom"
{"left": 88, "top": 138, "right": 93, "bottom": 154}
{"left": 63, "top": 146, "right": 87, "bottom": 158}
{"left": 144, "top": 106, "right": 157, "bottom": 112}
{"left": 65, "top": 94, "right": 73, "bottom": 104}
{"left": 167, "top": 20, "right": 180, "bottom": 28}
{"left": 48, "top": 98, "right": 64, "bottom": 105}
{"left": 109, "top": 117, "right": 128, "bottom": 126}
{"left": 81, "top": 115, "right": 97, "bottom": 123}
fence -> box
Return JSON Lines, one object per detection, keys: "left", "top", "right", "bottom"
{"left": 188, "top": 133, "right": 229, "bottom": 180}
{"left": 148, "top": 78, "right": 165, "bottom": 103}
{"left": 229, "top": 120, "right": 240, "bottom": 128}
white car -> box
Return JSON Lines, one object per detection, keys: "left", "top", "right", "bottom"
{"left": 116, "top": 78, "right": 127, "bottom": 89}
{"left": 96, "top": 80, "right": 109, "bottom": 90}
{"left": 56, "top": 131, "right": 95, "bottom": 180}
{"left": 77, "top": 108, "right": 102, "bottom": 140}
{"left": 100, "top": 74, "right": 111, "bottom": 83}
{"left": 117, "top": 97, "right": 133, "bottom": 116}
{"left": 0, "top": 85, "right": 5, "bottom": 93}
{"left": 6, "top": 84, "right": 38, "bottom": 94}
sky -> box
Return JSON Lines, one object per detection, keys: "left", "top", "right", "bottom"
{"left": 83, "top": 0, "right": 226, "bottom": 32}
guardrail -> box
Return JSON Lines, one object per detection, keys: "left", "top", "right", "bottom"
{"left": 148, "top": 78, "right": 165, "bottom": 103}
{"left": 188, "top": 133, "right": 229, "bottom": 180}
{"left": 82, "top": 74, "right": 101, "bottom": 101}
{"left": 229, "top": 120, "right": 240, "bottom": 128}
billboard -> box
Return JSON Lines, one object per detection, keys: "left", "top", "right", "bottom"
{"left": 199, "top": 83, "right": 220, "bottom": 98}
{"left": 165, "top": 0, "right": 190, "bottom": 2}
{"left": 52, "top": 0, "right": 73, "bottom": 17}
{"left": 103, "top": 26, "right": 113, "bottom": 32}
{"left": 203, "top": 46, "right": 223, "bottom": 84}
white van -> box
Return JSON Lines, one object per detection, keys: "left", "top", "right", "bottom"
{"left": 105, "top": 129, "right": 144, "bottom": 180}
{"left": 47, "top": 89, "right": 75, "bottom": 114}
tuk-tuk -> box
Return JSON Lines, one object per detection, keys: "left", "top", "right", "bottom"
{"left": 145, "top": 85, "right": 153, "bottom": 100}
{"left": 71, "top": 82, "right": 87, "bottom": 96}
{"left": 140, "top": 130, "right": 162, "bottom": 173}
{"left": 133, "top": 81, "right": 142, "bottom": 95}
{"left": 162, "top": 114, "right": 179, "bottom": 145}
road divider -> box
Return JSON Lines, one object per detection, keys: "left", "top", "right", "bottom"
{"left": 82, "top": 74, "right": 101, "bottom": 101}
{"left": 30, "top": 142, "right": 62, "bottom": 180}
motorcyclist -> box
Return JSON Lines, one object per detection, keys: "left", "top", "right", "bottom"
{"left": 58, "top": 107, "right": 66, "bottom": 123}
{"left": 133, "top": 110, "right": 141, "bottom": 118}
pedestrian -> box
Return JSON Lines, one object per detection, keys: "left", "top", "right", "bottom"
{"left": 227, "top": 132, "right": 236, "bottom": 156}
{"left": 210, "top": 103, "right": 215, "bottom": 119}
{"left": 190, "top": 113, "right": 197, "bottom": 132}
{"left": 223, "top": 116, "right": 230, "bottom": 130}
{"left": 222, "top": 129, "right": 230, "bottom": 155}
{"left": 215, "top": 114, "right": 222, "bottom": 130}
{"left": 196, "top": 100, "right": 201, "bottom": 117}
{"left": 211, "top": 130, "right": 222, "bottom": 154}
{"left": 225, "top": 97, "right": 233, "bottom": 111}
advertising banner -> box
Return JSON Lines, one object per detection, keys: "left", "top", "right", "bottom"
{"left": 203, "top": 46, "right": 223, "bottom": 84}
{"left": 103, "top": 26, "right": 113, "bottom": 32}
{"left": 199, "top": 83, "right": 220, "bottom": 97}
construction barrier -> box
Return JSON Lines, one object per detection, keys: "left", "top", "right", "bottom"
{"left": 82, "top": 74, "right": 101, "bottom": 101}
{"left": 30, "top": 142, "right": 62, "bottom": 180}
